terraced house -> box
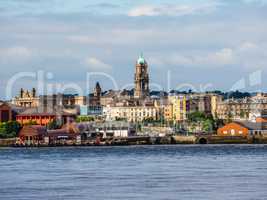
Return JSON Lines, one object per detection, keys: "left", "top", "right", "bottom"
{"left": 216, "top": 93, "right": 267, "bottom": 121}
{"left": 103, "top": 104, "right": 158, "bottom": 123}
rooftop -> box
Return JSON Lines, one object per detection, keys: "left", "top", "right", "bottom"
{"left": 17, "top": 106, "right": 76, "bottom": 116}
{"left": 137, "top": 53, "right": 145, "bottom": 65}
{"left": 235, "top": 121, "right": 267, "bottom": 130}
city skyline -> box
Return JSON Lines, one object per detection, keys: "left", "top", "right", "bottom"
{"left": 1, "top": 0, "right": 267, "bottom": 99}
{"left": 1, "top": 2, "right": 267, "bottom": 199}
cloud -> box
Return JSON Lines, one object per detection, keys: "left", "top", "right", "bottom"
{"left": 84, "top": 57, "right": 112, "bottom": 71}
{"left": 1, "top": 0, "right": 267, "bottom": 96}
{"left": 239, "top": 42, "right": 259, "bottom": 52}
{"left": 128, "top": 3, "right": 220, "bottom": 17}
{"left": 150, "top": 42, "right": 267, "bottom": 69}
{"left": 67, "top": 35, "right": 95, "bottom": 44}
{"left": 150, "top": 48, "right": 235, "bottom": 67}
{"left": 91, "top": 3, "right": 119, "bottom": 9}
{"left": 201, "top": 48, "right": 235, "bottom": 65}
{"left": 0, "top": 46, "right": 33, "bottom": 63}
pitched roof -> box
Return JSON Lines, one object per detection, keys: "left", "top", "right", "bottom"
{"left": 19, "top": 125, "right": 47, "bottom": 137}
{"left": 47, "top": 123, "right": 80, "bottom": 137}
{"left": 0, "top": 101, "right": 10, "bottom": 107}
{"left": 234, "top": 121, "right": 267, "bottom": 130}
{"left": 17, "top": 106, "right": 75, "bottom": 116}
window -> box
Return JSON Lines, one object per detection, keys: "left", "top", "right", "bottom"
{"left": 230, "top": 129, "right": 235, "bottom": 136}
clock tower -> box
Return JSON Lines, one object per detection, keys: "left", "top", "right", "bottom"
{"left": 134, "top": 53, "right": 149, "bottom": 98}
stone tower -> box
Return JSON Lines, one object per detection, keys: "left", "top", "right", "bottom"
{"left": 32, "top": 88, "right": 36, "bottom": 98}
{"left": 94, "top": 82, "right": 102, "bottom": 97}
{"left": 134, "top": 53, "right": 149, "bottom": 98}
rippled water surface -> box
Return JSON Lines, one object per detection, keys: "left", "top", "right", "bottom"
{"left": 0, "top": 145, "right": 267, "bottom": 200}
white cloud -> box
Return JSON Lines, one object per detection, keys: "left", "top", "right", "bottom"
{"left": 84, "top": 57, "right": 112, "bottom": 71}
{"left": 0, "top": 46, "right": 33, "bottom": 64}
{"left": 239, "top": 42, "right": 259, "bottom": 52}
{"left": 150, "top": 42, "right": 267, "bottom": 69}
{"left": 128, "top": 3, "right": 220, "bottom": 17}
{"left": 151, "top": 48, "right": 235, "bottom": 67}
{"left": 203, "top": 48, "right": 235, "bottom": 65}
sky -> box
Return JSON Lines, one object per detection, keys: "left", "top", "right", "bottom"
{"left": 0, "top": 0, "right": 267, "bottom": 99}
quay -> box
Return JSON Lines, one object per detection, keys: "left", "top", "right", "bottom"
{"left": 2, "top": 134, "right": 267, "bottom": 148}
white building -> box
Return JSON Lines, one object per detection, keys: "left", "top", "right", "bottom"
{"left": 103, "top": 105, "right": 158, "bottom": 122}
{"left": 78, "top": 121, "right": 136, "bottom": 138}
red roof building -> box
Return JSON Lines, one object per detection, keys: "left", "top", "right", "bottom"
{"left": 16, "top": 106, "right": 76, "bottom": 126}
{"left": 18, "top": 125, "right": 47, "bottom": 145}
{"left": 218, "top": 121, "right": 267, "bottom": 137}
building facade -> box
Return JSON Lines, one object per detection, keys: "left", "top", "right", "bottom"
{"left": 103, "top": 105, "right": 158, "bottom": 123}
{"left": 0, "top": 102, "right": 12, "bottom": 122}
{"left": 80, "top": 105, "right": 103, "bottom": 116}
{"left": 81, "top": 121, "right": 136, "bottom": 138}
{"left": 164, "top": 93, "right": 222, "bottom": 122}
{"left": 168, "top": 95, "right": 189, "bottom": 122}
{"left": 16, "top": 107, "right": 76, "bottom": 126}
{"left": 216, "top": 93, "right": 267, "bottom": 121}
{"left": 89, "top": 82, "right": 102, "bottom": 106}
{"left": 217, "top": 122, "right": 249, "bottom": 137}
{"left": 217, "top": 121, "right": 267, "bottom": 137}
{"left": 39, "top": 94, "right": 87, "bottom": 108}
{"left": 12, "top": 88, "right": 39, "bottom": 108}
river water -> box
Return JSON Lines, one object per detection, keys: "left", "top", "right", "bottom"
{"left": 0, "top": 145, "right": 267, "bottom": 200}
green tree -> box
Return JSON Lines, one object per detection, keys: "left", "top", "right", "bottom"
{"left": 0, "top": 121, "right": 21, "bottom": 138}
{"left": 76, "top": 116, "right": 95, "bottom": 122}
{"left": 115, "top": 117, "right": 127, "bottom": 121}
{"left": 240, "top": 110, "right": 245, "bottom": 119}
{"left": 187, "top": 111, "right": 206, "bottom": 122}
{"left": 47, "top": 119, "right": 61, "bottom": 130}
{"left": 187, "top": 111, "right": 215, "bottom": 133}
{"left": 202, "top": 119, "right": 214, "bottom": 132}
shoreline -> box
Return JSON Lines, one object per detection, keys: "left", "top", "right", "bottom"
{"left": 2, "top": 135, "right": 267, "bottom": 147}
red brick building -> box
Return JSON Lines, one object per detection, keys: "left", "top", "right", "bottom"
{"left": 16, "top": 107, "right": 76, "bottom": 126}
{"left": 18, "top": 125, "right": 47, "bottom": 145}
{"left": 0, "top": 101, "right": 24, "bottom": 123}
{"left": 255, "top": 117, "right": 267, "bottom": 123}
{"left": 17, "top": 123, "right": 80, "bottom": 145}
{"left": 218, "top": 121, "right": 267, "bottom": 137}
{"left": 0, "top": 102, "right": 12, "bottom": 122}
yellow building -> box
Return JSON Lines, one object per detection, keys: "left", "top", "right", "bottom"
{"left": 168, "top": 95, "right": 187, "bottom": 122}
{"left": 163, "top": 104, "right": 173, "bottom": 122}
{"left": 210, "top": 94, "right": 222, "bottom": 118}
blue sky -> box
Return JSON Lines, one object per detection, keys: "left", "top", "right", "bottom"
{"left": 0, "top": 0, "right": 267, "bottom": 98}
